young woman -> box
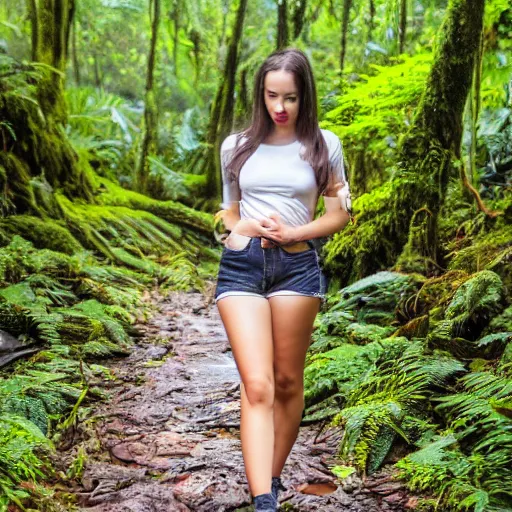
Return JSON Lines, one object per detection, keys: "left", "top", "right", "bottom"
{"left": 214, "top": 48, "right": 351, "bottom": 511}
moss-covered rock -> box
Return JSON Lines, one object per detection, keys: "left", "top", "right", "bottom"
{"left": 95, "top": 177, "right": 213, "bottom": 235}
{"left": 400, "top": 270, "right": 470, "bottom": 320}
{"left": 448, "top": 221, "right": 512, "bottom": 299}
{"left": 344, "top": 322, "right": 396, "bottom": 345}
{"left": 0, "top": 216, "right": 83, "bottom": 255}
{"left": 392, "top": 314, "right": 429, "bottom": 339}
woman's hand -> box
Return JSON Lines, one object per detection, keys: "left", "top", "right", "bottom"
{"left": 231, "top": 218, "right": 269, "bottom": 238}
{"left": 259, "top": 212, "right": 299, "bottom": 246}
{"left": 231, "top": 217, "right": 281, "bottom": 248}
{"left": 230, "top": 214, "right": 299, "bottom": 248}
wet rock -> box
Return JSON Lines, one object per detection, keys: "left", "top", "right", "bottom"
{"left": 0, "top": 329, "right": 38, "bottom": 368}
{"left": 144, "top": 345, "right": 168, "bottom": 359}
{"left": 172, "top": 472, "right": 250, "bottom": 511}
{"left": 368, "top": 481, "right": 405, "bottom": 495}
{"left": 110, "top": 432, "right": 198, "bottom": 469}
{"left": 81, "top": 463, "right": 148, "bottom": 491}
{"left": 382, "top": 491, "right": 408, "bottom": 505}
{"left": 110, "top": 441, "right": 148, "bottom": 463}
{"left": 0, "top": 329, "right": 22, "bottom": 351}
{"left": 0, "top": 347, "right": 39, "bottom": 368}
{"left": 83, "top": 481, "right": 190, "bottom": 511}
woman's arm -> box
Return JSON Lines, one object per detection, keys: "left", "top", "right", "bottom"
{"left": 295, "top": 196, "right": 350, "bottom": 241}
{"left": 219, "top": 203, "right": 241, "bottom": 232}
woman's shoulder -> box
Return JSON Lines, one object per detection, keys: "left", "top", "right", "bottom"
{"left": 221, "top": 132, "right": 248, "bottom": 152}
{"left": 319, "top": 128, "right": 342, "bottom": 149}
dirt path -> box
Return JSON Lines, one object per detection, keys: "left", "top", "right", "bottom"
{"left": 66, "top": 288, "right": 414, "bottom": 511}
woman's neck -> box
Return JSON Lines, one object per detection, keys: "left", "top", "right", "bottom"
{"left": 264, "top": 127, "right": 297, "bottom": 145}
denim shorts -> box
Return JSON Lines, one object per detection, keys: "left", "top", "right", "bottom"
{"left": 214, "top": 236, "right": 328, "bottom": 305}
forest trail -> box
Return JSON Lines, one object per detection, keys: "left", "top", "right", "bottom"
{"left": 64, "top": 287, "right": 414, "bottom": 512}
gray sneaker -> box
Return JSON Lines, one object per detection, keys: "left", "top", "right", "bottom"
{"left": 253, "top": 492, "right": 277, "bottom": 511}
{"left": 271, "top": 476, "right": 285, "bottom": 504}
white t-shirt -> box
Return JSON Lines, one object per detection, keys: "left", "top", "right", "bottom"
{"left": 220, "top": 128, "right": 349, "bottom": 227}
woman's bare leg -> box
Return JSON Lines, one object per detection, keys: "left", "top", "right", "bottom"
{"left": 216, "top": 295, "right": 275, "bottom": 497}
{"left": 268, "top": 295, "right": 320, "bottom": 477}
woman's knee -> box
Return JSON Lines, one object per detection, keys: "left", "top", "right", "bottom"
{"left": 274, "top": 372, "right": 303, "bottom": 400}
{"left": 243, "top": 375, "right": 275, "bottom": 406}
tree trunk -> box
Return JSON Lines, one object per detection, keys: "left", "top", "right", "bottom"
{"left": 33, "top": 0, "right": 74, "bottom": 123}
{"left": 218, "top": 0, "right": 229, "bottom": 54}
{"left": 234, "top": 68, "right": 249, "bottom": 130}
{"left": 470, "top": 30, "right": 483, "bottom": 183}
{"left": 220, "top": 0, "right": 248, "bottom": 139}
{"left": 72, "top": 13, "right": 80, "bottom": 85}
{"left": 93, "top": 51, "right": 102, "bottom": 87}
{"left": 171, "top": 0, "right": 180, "bottom": 78}
{"left": 64, "top": 0, "right": 75, "bottom": 62}
{"left": 277, "top": 0, "right": 289, "bottom": 50}
{"left": 238, "top": 68, "right": 249, "bottom": 118}
{"left": 458, "top": 28, "right": 496, "bottom": 218}
{"left": 189, "top": 28, "right": 201, "bottom": 87}
{"left": 292, "top": 0, "right": 307, "bottom": 40}
{"left": 340, "top": 0, "right": 352, "bottom": 76}
{"left": 204, "top": 0, "right": 248, "bottom": 201}
{"left": 398, "top": 0, "right": 407, "bottom": 54}
{"left": 28, "top": 0, "right": 38, "bottom": 62}
{"left": 367, "top": 0, "right": 375, "bottom": 42}
{"left": 1, "top": 0, "right": 94, "bottom": 204}
{"left": 327, "top": 0, "right": 486, "bottom": 282}
{"left": 136, "top": 0, "right": 161, "bottom": 194}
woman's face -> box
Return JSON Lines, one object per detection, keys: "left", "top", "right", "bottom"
{"left": 263, "top": 69, "right": 300, "bottom": 130}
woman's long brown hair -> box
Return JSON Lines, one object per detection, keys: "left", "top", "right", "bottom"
{"left": 224, "top": 48, "right": 334, "bottom": 198}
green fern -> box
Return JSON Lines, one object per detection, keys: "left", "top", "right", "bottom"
{"left": 0, "top": 371, "right": 80, "bottom": 435}
{"left": 396, "top": 370, "right": 512, "bottom": 510}
{"left": 330, "top": 341, "right": 465, "bottom": 474}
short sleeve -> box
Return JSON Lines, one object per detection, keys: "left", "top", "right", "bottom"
{"left": 322, "top": 130, "right": 352, "bottom": 214}
{"left": 220, "top": 135, "right": 241, "bottom": 210}
{"left": 323, "top": 130, "right": 348, "bottom": 192}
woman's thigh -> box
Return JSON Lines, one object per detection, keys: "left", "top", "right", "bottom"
{"left": 269, "top": 295, "right": 320, "bottom": 390}
{"left": 217, "top": 296, "right": 274, "bottom": 385}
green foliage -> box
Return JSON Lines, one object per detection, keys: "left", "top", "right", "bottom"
{"left": 322, "top": 53, "right": 433, "bottom": 194}
{"left": 94, "top": 176, "right": 213, "bottom": 234}
{"left": 0, "top": 55, "right": 96, "bottom": 204}
{"left": 428, "top": 271, "right": 505, "bottom": 356}
{"left": 396, "top": 370, "right": 512, "bottom": 510}
{"left": 145, "top": 155, "right": 197, "bottom": 202}
{"left": 0, "top": 414, "right": 52, "bottom": 510}
{"left": 319, "top": 271, "right": 423, "bottom": 336}
{"left": 447, "top": 220, "right": 512, "bottom": 297}
{"left": 0, "top": 372, "right": 79, "bottom": 435}
{"left": 331, "top": 340, "right": 465, "bottom": 475}
{"left": 330, "top": 465, "right": 355, "bottom": 480}
{"left": 304, "top": 340, "right": 385, "bottom": 414}
{"left": 64, "top": 85, "right": 159, "bottom": 201}
{"left": 309, "top": 265, "right": 510, "bottom": 494}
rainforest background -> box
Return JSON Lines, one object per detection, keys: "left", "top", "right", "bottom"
{"left": 0, "top": 0, "right": 511, "bottom": 510}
